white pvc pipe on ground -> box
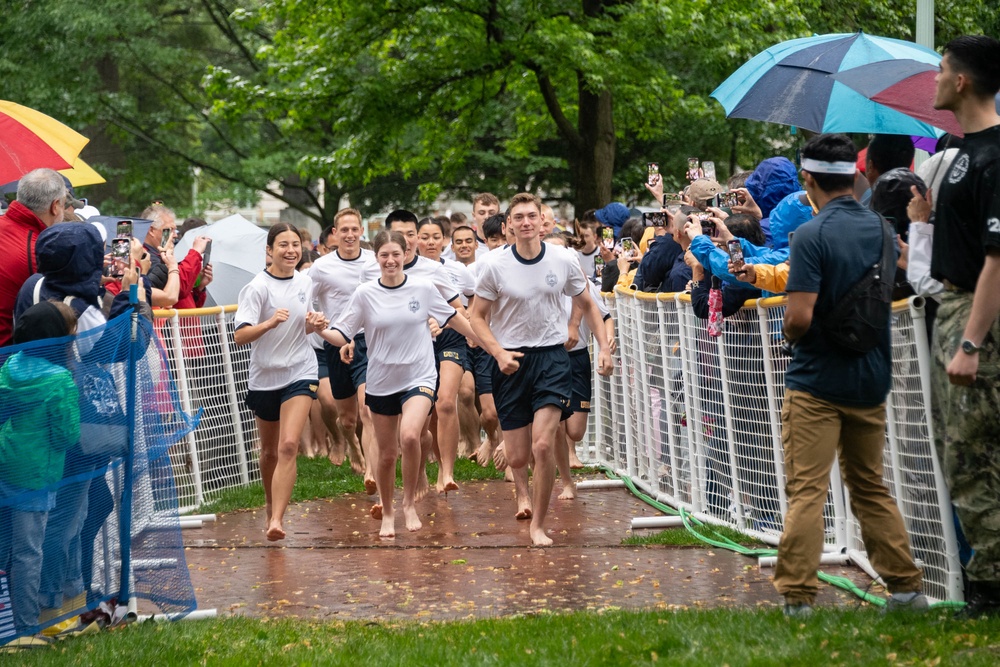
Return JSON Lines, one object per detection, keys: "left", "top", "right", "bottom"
{"left": 135, "top": 609, "right": 218, "bottom": 623}
{"left": 758, "top": 553, "right": 851, "bottom": 568}
{"left": 630, "top": 516, "right": 685, "bottom": 530}
{"left": 575, "top": 479, "right": 626, "bottom": 490}
{"left": 184, "top": 514, "right": 218, "bottom": 523}
{"left": 178, "top": 518, "right": 204, "bottom": 529}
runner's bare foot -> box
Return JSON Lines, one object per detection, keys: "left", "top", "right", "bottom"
{"left": 492, "top": 443, "right": 508, "bottom": 471}
{"left": 265, "top": 521, "right": 286, "bottom": 542}
{"left": 569, "top": 451, "right": 585, "bottom": 469}
{"left": 415, "top": 474, "right": 430, "bottom": 502}
{"left": 370, "top": 503, "right": 382, "bottom": 520}
{"left": 529, "top": 526, "right": 553, "bottom": 546}
{"left": 403, "top": 504, "right": 422, "bottom": 531}
{"left": 473, "top": 440, "right": 493, "bottom": 467}
{"left": 515, "top": 505, "right": 532, "bottom": 521}
{"left": 380, "top": 512, "right": 395, "bottom": 538}
{"left": 558, "top": 481, "right": 577, "bottom": 500}
{"left": 504, "top": 467, "right": 514, "bottom": 483}
{"left": 364, "top": 478, "right": 378, "bottom": 496}
{"left": 347, "top": 438, "right": 365, "bottom": 475}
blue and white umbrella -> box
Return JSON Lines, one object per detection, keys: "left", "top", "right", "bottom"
{"left": 711, "top": 32, "right": 944, "bottom": 137}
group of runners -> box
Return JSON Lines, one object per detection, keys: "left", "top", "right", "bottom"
{"left": 234, "top": 192, "right": 614, "bottom": 544}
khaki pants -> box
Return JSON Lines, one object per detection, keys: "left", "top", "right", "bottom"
{"left": 774, "top": 389, "right": 922, "bottom": 604}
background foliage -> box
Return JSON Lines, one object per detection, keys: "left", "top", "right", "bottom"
{"left": 0, "top": 0, "right": 988, "bottom": 223}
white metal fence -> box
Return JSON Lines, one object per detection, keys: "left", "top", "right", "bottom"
{"left": 157, "top": 293, "right": 963, "bottom": 602}
{"left": 584, "top": 288, "right": 962, "bottom": 602}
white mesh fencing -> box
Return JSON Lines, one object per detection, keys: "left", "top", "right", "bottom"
{"left": 153, "top": 307, "right": 260, "bottom": 512}
{"left": 587, "top": 289, "right": 963, "bottom": 602}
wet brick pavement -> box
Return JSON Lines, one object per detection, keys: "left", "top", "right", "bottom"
{"left": 182, "top": 478, "right": 871, "bottom": 619}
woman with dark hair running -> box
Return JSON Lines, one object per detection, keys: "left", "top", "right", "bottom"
{"left": 234, "top": 223, "right": 328, "bottom": 541}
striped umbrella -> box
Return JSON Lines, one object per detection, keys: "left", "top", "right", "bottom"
{"left": 711, "top": 32, "right": 944, "bottom": 137}
{"left": 0, "top": 100, "right": 89, "bottom": 183}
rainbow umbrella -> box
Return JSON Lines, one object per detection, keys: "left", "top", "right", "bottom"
{"left": 0, "top": 100, "right": 89, "bottom": 183}
{"left": 60, "top": 158, "right": 106, "bottom": 187}
{"left": 711, "top": 32, "right": 944, "bottom": 137}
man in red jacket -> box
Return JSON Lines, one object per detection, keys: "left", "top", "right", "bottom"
{"left": 0, "top": 169, "right": 67, "bottom": 346}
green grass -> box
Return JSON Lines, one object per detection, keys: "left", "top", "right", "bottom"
{"left": 193, "top": 456, "right": 509, "bottom": 515}
{"left": 14, "top": 607, "right": 1000, "bottom": 666}
{"left": 623, "top": 525, "right": 764, "bottom": 548}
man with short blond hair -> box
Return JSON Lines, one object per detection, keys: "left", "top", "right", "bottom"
{"left": 471, "top": 192, "right": 613, "bottom": 546}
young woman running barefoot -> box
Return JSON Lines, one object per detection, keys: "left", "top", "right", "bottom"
{"left": 416, "top": 217, "right": 476, "bottom": 493}
{"left": 322, "top": 231, "right": 479, "bottom": 538}
{"left": 234, "top": 223, "right": 328, "bottom": 541}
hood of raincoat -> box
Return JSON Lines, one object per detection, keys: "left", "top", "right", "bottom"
{"left": 745, "top": 157, "right": 800, "bottom": 219}
{"left": 769, "top": 191, "right": 814, "bottom": 250}
{"left": 34, "top": 222, "right": 106, "bottom": 307}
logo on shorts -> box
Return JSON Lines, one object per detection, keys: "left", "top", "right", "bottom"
{"left": 444, "top": 351, "right": 460, "bottom": 360}
{"left": 560, "top": 397, "right": 570, "bottom": 407}
{"left": 580, "top": 400, "right": 591, "bottom": 409}
{"left": 298, "top": 290, "right": 307, "bottom": 303}
{"left": 309, "top": 384, "right": 318, "bottom": 392}
{"left": 408, "top": 298, "right": 420, "bottom": 313}
{"left": 419, "top": 386, "right": 434, "bottom": 396}
{"left": 948, "top": 153, "right": 969, "bottom": 184}
{"left": 545, "top": 270, "right": 558, "bottom": 287}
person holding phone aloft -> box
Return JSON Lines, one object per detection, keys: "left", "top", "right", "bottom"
{"left": 321, "top": 231, "right": 480, "bottom": 538}
{"left": 234, "top": 223, "right": 328, "bottom": 541}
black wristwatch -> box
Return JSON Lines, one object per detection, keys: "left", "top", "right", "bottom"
{"left": 960, "top": 339, "right": 982, "bottom": 355}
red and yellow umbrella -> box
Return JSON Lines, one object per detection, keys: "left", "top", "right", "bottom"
{"left": 0, "top": 100, "right": 90, "bottom": 184}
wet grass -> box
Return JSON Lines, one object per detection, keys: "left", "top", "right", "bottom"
{"left": 193, "top": 455, "right": 509, "bottom": 515}
{"left": 623, "top": 525, "right": 764, "bottom": 548}
{"left": 14, "top": 607, "right": 1000, "bottom": 666}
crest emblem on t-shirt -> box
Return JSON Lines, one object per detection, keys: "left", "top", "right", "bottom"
{"left": 298, "top": 290, "right": 307, "bottom": 303}
{"left": 948, "top": 153, "right": 970, "bottom": 184}
{"left": 545, "top": 270, "right": 558, "bottom": 287}
{"left": 408, "top": 298, "right": 420, "bottom": 313}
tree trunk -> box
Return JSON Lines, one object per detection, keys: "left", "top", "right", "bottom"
{"left": 82, "top": 55, "right": 128, "bottom": 206}
{"left": 573, "top": 77, "right": 615, "bottom": 216}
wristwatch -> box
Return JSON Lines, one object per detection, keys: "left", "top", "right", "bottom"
{"left": 960, "top": 339, "right": 982, "bottom": 355}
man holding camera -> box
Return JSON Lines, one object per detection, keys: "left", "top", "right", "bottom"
{"left": 776, "top": 133, "right": 925, "bottom": 617}
{"left": 141, "top": 203, "right": 212, "bottom": 308}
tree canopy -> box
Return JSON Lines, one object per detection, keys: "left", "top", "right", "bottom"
{"left": 0, "top": 0, "right": 987, "bottom": 223}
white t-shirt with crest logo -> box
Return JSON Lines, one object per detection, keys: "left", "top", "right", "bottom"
{"left": 235, "top": 270, "right": 318, "bottom": 391}
{"left": 332, "top": 276, "right": 457, "bottom": 396}
{"left": 475, "top": 243, "right": 587, "bottom": 349}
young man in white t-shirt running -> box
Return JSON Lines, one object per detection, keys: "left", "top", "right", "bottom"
{"left": 471, "top": 193, "right": 614, "bottom": 546}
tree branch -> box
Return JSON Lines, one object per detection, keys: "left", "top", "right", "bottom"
{"left": 530, "top": 67, "right": 583, "bottom": 151}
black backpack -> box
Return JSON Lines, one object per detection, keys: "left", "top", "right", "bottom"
{"left": 820, "top": 215, "right": 894, "bottom": 355}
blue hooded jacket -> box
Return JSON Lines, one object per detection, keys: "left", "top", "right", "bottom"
{"left": 689, "top": 191, "right": 813, "bottom": 289}
{"left": 745, "top": 157, "right": 800, "bottom": 220}
{"left": 595, "top": 203, "right": 630, "bottom": 239}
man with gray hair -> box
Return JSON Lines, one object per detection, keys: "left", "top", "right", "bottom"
{"left": 0, "top": 168, "right": 67, "bottom": 345}
{"left": 141, "top": 203, "right": 210, "bottom": 308}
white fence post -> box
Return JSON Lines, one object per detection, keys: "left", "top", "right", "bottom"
{"left": 216, "top": 310, "right": 250, "bottom": 485}
{"left": 167, "top": 313, "right": 204, "bottom": 507}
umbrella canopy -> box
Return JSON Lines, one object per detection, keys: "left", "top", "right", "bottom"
{"left": 89, "top": 216, "right": 155, "bottom": 249}
{"left": 830, "top": 59, "right": 1000, "bottom": 138}
{"left": 175, "top": 214, "right": 267, "bottom": 307}
{"left": 59, "top": 158, "right": 106, "bottom": 187}
{"left": 711, "top": 32, "right": 944, "bottom": 137}
{"left": 0, "top": 100, "right": 89, "bottom": 183}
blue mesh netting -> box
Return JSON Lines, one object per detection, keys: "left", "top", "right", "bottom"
{"left": 0, "top": 310, "right": 196, "bottom": 643}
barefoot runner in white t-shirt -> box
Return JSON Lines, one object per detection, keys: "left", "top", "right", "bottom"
{"left": 322, "top": 231, "right": 480, "bottom": 538}
{"left": 234, "top": 223, "right": 329, "bottom": 541}
{"left": 471, "top": 193, "right": 614, "bottom": 546}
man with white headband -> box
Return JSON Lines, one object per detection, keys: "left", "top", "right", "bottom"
{"left": 774, "top": 133, "right": 925, "bottom": 617}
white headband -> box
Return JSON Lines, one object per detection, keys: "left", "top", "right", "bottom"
{"left": 801, "top": 158, "right": 857, "bottom": 175}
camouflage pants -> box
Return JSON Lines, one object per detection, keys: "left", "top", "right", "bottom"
{"left": 931, "top": 291, "right": 1000, "bottom": 583}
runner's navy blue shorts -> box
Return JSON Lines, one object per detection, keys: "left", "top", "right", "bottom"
{"left": 323, "top": 332, "right": 369, "bottom": 400}
{"left": 491, "top": 344, "right": 572, "bottom": 431}
{"left": 471, "top": 345, "right": 496, "bottom": 395}
{"left": 434, "top": 329, "right": 468, "bottom": 369}
{"left": 245, "top": 379, "right": 318, "bottom": 422}
{"left": 314, "top": 347, "right": 329, "bottom": 380}
{"left": 569, "top": 348, "right": 592, "bottom": 413}
{"left": 366, "top": 386, "right": 436, "bottom": 416}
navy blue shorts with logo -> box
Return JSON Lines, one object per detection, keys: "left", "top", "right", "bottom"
{"left": 470, "top": 345, "right": 496, "bottom": 395}
{"left": 434, "top": 329, "right": 468, "bottom": 370}
{"left": 491, "top": 344, "right": 572, "bottom": 431}
{"left": 245, "top": 379, "right": 318, "bottom": 422}
{"left": 323, "top": 332, "right": 369, "bottom": 400}
{"left": 366, "top": 386, "right": 437, "bottom": 416}
{"left": 569, "top": 348, "right": 592, "bottom": 413}
{"left": 314, "top": 347, "right": 329, "bottom": 380}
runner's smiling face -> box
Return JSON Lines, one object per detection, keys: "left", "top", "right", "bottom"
{"left": 377, "top": 241, "right": 405, "bottom": 279}
{"left": 335, "top": 215, "right": 363, "bottom": 256}
{"left": 451, "top": 227, "right": 477, "bottom": 262}
{"left": 267, "top": 230, "right": 301, "bottom": 274}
